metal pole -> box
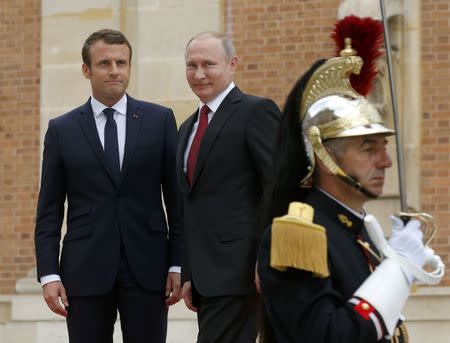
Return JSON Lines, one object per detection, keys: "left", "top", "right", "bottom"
{"left": 379, "top": 0, "right": 408, "bottom": 212}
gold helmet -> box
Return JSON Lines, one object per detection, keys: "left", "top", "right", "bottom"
{"left": 299, "top": 16, "right": 394, "bottom": 198}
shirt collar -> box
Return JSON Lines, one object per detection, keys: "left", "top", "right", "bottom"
{"left": 199, "top": 82, "right": 235, "bottom": 113}
{"left": 91, "top": 94, "right": 127, "bottom": 118}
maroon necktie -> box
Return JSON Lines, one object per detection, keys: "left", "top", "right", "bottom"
{"left": 187, "top": 105, "right": 210, "bottom": 185}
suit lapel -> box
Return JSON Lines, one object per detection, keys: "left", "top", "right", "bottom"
{"left": 119, "top": 95, "right": 143, "bottom": 190}
{"left": 190, "top": 87, "right": 242, "bottom": 188}
{"left": 78, "top": 99, "right": 119, "bottom": 187}
{"left": 177, "top": 113, "right": 197, "bottom": 194}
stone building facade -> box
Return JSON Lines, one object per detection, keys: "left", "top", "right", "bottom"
{"left": 0, "top": 0, "right": 449, "bottom": 342}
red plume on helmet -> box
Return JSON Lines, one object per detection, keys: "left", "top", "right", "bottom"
{"left": 331, "top": 15, "right": 384, "bottom": 97}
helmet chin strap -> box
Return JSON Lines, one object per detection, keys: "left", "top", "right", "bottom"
{"left": 308, "top": 126, "right": 378, "bottom": 199}
{"left": 336, "top": 171, "right": 378, "bottom": 199}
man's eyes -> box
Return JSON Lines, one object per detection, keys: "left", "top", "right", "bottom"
{"left": 186, "top": 62, "right": 216, "bottom": 68}
{"left": 97, "top": 60, "right": 127, "bottom": 66}
{"left": 360, "top": 144, "right": 376, "bottom": 152}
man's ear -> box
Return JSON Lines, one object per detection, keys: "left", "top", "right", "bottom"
{"left": 230, "top": 56, "right": 237, "bottom": 73}
{"left": 82, "top": 63, "right": 91, "bottom": 80}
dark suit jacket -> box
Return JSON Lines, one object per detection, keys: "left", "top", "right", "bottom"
{"left": 177, "top": 86, "right": 280, "bottom": 297}
{"left": 35, "top": 95, "right": 183, "bottom": 297}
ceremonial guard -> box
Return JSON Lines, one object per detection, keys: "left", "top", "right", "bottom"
{"left": 257, "top": 16, "right": 444, "bottom": 343}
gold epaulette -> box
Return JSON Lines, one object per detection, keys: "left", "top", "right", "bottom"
{"left": 270, "top": 202, "right": 329, "bottom": 278}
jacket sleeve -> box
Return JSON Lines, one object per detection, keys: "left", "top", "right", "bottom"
{"left": 245, "top": 98, "right": 281, "bottom": 192}
{"left": 34, "top": 120, "right": 66, "bottom": 281}
{"left": 161, "top": 109, "right": 184, "bottom": 269}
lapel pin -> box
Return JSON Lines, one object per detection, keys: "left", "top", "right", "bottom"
{"left": 132, "top": 114, "right": 138, "bottom": 118}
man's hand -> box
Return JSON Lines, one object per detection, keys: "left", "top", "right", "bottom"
{"left": 388, "top": 216, "right": 426, "bottom": 267}
{"left": 165, "top": 272, "right": 181, "bottom": 306}
{"left": 255, "top": 262, "right": 261, "bottom": 294}
{"left": 387, "top": 216, "right": 429, "bottom": 285}
{"left": 181, "top": 281, "right": 197, "bottom": 312}
{"left": 42, "top": 281, "right": 68, "bottom": 317}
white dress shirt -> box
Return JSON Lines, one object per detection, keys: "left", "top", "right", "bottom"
{"left": 41, "top": 95, "right": 180, "bottom": 286}
{"left": 91, "top": 95, "right": 127, "bottom": 169}
{"left": 183, "top": 82, "right": 236, "bottom": 172}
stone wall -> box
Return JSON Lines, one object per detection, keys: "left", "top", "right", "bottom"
{"left": 228, "top": 0, "right": 340, "bottom": 106}
{"left": 0, "top": 0, "right": 41, "bottom": 293}
{"left": 421, "top": 0, "right": 450, "bottom": 286}
{"left": 0, "top": 0, "right": 449, "bottom": 297}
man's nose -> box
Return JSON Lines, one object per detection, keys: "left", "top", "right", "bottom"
{"left": 194, "top": 67, "right": 205, "bottom": 79}
{"left": 379, "top": 150, "right": 392, "bottom": 168}
{"left": 110, "top": 62, "right": 119, "bottom": 75}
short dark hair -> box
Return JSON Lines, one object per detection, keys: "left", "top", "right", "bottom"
{"left": 82, "top": 29, "right": 132, "bottom": 67}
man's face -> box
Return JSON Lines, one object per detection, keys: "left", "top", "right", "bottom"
{"left": 185, "top": 36, "right": 237, "bottom": 104}
{"left": 82, "top": 40, "right": 131, "bottom": 107}
{"left": 334, "top": 134, "right": 393, "bottom": 198}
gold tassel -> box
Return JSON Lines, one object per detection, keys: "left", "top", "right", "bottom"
{"left": 270, "top": 202, "right": 329, "bottom": 278}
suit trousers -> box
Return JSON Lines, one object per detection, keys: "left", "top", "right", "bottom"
{"left": 66, "top": 250, "right": 168, "bottom": 343}
{"left": 195, "top": 287, "right": 260, "bottom": 343}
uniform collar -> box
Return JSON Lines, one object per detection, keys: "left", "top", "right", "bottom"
{"left": 306, "top": 187, "right": 365, "bottom": 235}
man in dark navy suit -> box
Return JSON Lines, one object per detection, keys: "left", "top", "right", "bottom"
{"left": 34, "top": 29, "right": 183, "bottom": 343}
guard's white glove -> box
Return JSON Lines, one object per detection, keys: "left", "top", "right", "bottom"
{"left": 424, "top": 246, "right": 445, "bottom": 274}
{"left": 387, "top": 216, "right": 427, "bottom": 284}
{"left": 358, "top": 214, "right": 445, "bottom": 337}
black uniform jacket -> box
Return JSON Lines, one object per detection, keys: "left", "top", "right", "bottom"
{"left": 258, "top": 188, "right": 406, "bottom": 342}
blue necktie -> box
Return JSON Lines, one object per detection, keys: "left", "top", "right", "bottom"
{"left": 103, "top": 108, "right": 120, "bottom": 180}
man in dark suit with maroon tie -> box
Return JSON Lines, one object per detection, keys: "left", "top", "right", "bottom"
{"left": 177, "top": 31, "right": 281, "bottom": 342}
{"left": 34, "top": 29, "right": 183, "bottom": 343}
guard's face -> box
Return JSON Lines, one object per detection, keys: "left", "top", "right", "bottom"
{"left": 185, "top": 36, "right": 237, "bottom": 104}
{"left": 82, "top": 40, "right": 131, "bottom": 107}
{"left": 335, "top": 134, "right": 392, "bottom": 198}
